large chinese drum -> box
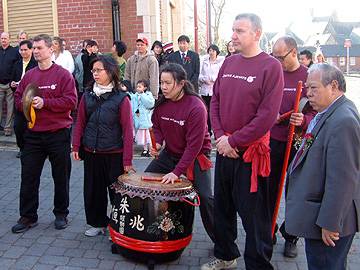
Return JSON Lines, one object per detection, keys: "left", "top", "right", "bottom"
{"left": 109, "top": 172, "right": 198, "bottom": 266}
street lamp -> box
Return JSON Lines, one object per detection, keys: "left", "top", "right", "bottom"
{"left": 344, "top": 39, "right": 352, "bottom": 75}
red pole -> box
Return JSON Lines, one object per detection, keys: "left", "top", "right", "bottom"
{"left": 271, "top": 81, "right": 303, "bottom": 235}
{"left": 194, "top": 0, "right": 199, "bottom": 53}
{"left": 205, "top": 0, "right": 209, "bottom": 47}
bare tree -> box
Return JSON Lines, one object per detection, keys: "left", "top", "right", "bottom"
{"left": 211, "top": 0, "right": 226, "bottom": 45}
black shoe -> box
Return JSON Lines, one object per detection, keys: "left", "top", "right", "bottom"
{"left": 141, "top": 150, "right": 148, "bottom": 157}
{"left": 16, "top": 151, "right": 22, "bottom": 158}
{"left": 284, "top": 240, "right": 298, "bottom": 258}
{"left": 54, "top": 216, "right": 68, "bottom": 230}
{"left": 11, "top": 217, "right": 38, "bottom": 233}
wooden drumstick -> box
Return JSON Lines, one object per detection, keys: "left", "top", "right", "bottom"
{"left": 149, "top": 128, "right": 158, "bottom": 158}
{"left": 141, "top": 175, "right": 181, "bottom": 183}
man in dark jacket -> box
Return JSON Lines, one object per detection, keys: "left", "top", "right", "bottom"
{"left": 0, "top": 32, "right": 19, "bottom": 136}
{"left": 10, "top": 40, "right": 37, "bottom": 157}
{"left": 167, "top": 35, "right": 200, "bottom": 92}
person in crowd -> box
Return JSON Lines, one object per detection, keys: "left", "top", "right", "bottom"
{"left": 226, "top": 41, "right": 237, "bottom": 58}
{"left": 0, "top": 32, "right": 19, "bottom": 136}
{"left": 202, "top": 13, "right": 284, "bottom": 270}
{"left": 12, "top": 34, "right": 77, "bottom": 233}
{"left": 111, "top": 40, "right": 127, "bottom": 80}
{"left": 130, "top": 79, "right": 155, "bottom": 157}
{"left": 270, "top": 36, "right": 316, "bottom": 257}
{"left": 199, "top": 44, "right": 224, "bottom": 136}
{"left": 10, "top": 40, "right": 37, "bottom": 158}
{"left": 299, "top": 49, "right": 313, "bottom": 68}
{"left": 18, "top": 31, "right": 28, "bottom": 44}
{"left": 125, "top": 37, "right": 159, "bottom": 99}
{"left": 51, "top": 36, "right": 75, "bottom": 74}
{"left": 167, "top": 35, "right": 200, "bottom": 93}
{"left": 72, "top": 55, "right": 133, "bottom": 237}
{"left": 82, "top": 40, "right": 99, "bottom": 90}
{"left": 151, "top": 40, "right": 164, "bottom": 67}
{"left": 285, "top": 63, "right": 360, "bottom": 270}
{"left": 316, "top": 52, "right": 326, "bottom": 63}
{"left": 74, "top": 39, "right": 91, "bottom": 99}
{"left": 119, "top": 79, "right": 134, "bottom": 94}
{"left": 145, "top": 63, "right": 215, "bottom": 243}
{"left": 162, "top": 41, "right": 174, "bottom": 64}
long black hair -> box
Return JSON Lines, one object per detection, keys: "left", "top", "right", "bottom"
{"left": 154, "top": 63, "right": 203, "bottom": 109}
{"left": 88, "top": 55, "right": 121, "bottom": 90}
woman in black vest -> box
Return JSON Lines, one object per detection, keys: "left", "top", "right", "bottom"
{"left": 72, "top": 55, "right": 134, "bottom": 237}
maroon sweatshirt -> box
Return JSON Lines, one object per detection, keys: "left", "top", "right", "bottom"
{"left": 270, "top": 64, "right": 316, "bottom": 142}
{"left": 152, "top": 94, "right": 212, "bottom": 176}
{"left": 210, "top": 52, "right": 284, "bottom": 148}
{"left": 14, "top": 64, "right": 77, "bottom": 132}
{"left": 72, "top": 95, "right": 133, "bottom": 166}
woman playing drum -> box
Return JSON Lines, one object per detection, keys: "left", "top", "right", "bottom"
{"left": 72, "top": 55, "right": 134, "bottom": 237}
{"left": 145, "top": 63, "right": 214, "bottom": 242}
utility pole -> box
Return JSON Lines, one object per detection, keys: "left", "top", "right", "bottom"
{"left": 194, "top": 0, "right": 199, "bottom": 53}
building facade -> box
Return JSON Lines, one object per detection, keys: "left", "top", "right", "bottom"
{"left": 0, "top": 0, "right": 185, "bottom": 57}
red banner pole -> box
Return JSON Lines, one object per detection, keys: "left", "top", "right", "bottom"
{"left": 271, "top": 81, "right": 303, "bottom": 235}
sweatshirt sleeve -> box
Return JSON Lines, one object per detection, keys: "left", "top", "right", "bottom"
{"left": 228, "top": 62, "right": 284, "bottom": 148}
{"left": 72, "top": 96, "right": 87, "bottom": 152}
{"left": 14, "top": 75, "right": 28, "bottom": 111}
{"left": 172, "top": 105, "right": 206, "bottom": 177}
{"left": 210, "top": 63, "right": 226, "bottom": 139}
{"left": 151, "top": 109, "right": 164, "bottom": 145}
{"left": 43, "top": 71, "right": 78, "bottom": 112}
{"left": 119, "top": 97, "right": 133, "bottom": 166}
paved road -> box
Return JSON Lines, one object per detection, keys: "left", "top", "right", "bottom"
{"left": 0, "top": 75, "right": 359, "bottom": 269}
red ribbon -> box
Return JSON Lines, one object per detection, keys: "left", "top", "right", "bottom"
{"left": 186, "top": 153, "right": 213, "bottom": 181}
{"left": 224, "top": 132, "right": 271, "bottom": 193}
{"left": 242, "top": 132, "right": 271, "bottom": 193}
{"left": 108, "top": 226, "right": 192, "bottom": 253}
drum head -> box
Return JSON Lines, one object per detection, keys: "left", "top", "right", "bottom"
{"left": 113, "top": 172, "right": 196, "bottom": 201}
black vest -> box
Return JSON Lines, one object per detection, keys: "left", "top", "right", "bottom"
{"left": 83, "top": 90, "right": 127, "bottom": 152}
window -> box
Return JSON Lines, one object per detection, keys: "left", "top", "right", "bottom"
{"left": 350, "top": 57, "right": 356, "bottom": 66}
{"left": 339, "top": 57, "right": 346, "bottom": 66}
{"left": 3, "top": 0, "right": 58, "bottom": 42}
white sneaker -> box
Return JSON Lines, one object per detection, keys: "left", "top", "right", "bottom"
{"left": 84, "top": 227, "right": 105, "bottom": 237}
{"left": 201, "top": 257, "right": 237, "bottom": 270}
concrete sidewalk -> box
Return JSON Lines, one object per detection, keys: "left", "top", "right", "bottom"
{"left": 0, "top": 149, "right": 359, "bottom": 270}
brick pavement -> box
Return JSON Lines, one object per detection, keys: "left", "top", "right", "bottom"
{"left": 0, "top": 148, "right": 359, "bottom": 270}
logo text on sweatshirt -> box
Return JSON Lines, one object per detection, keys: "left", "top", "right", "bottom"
{"left": 161, "top": 116, "right": 185, "bottom": 126}
{"left": 222, "top": 74, "right": 256, "bottom": 83}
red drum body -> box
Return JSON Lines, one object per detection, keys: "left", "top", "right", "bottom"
{"left": 109, "top": 172, "right": 197, "bottom": 265}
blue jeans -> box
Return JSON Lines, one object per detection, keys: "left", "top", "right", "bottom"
{"left": 305, "top": 234, "right": 355, "bottom": 270}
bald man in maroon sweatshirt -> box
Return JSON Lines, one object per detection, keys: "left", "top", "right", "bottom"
{"left": 12, "top": 34, "right": 77, "bottom": 234}
{"left": 202, "top": 14, "right": 283, "bottom": 270}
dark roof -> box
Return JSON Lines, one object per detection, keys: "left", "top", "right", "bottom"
{"left": 299, "top": 45, "right": 360, "bottom": 57}
{"left": 330, "top": 22, "right": 360, "bottom": 44}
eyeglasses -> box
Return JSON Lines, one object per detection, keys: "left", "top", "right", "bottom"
{"left": 273, "top": 48, "right": 294, "bottom": 62}
{"left": 91, "top": 68, "right": 105, "bottom": 74}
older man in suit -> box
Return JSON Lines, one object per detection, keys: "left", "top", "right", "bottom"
{"left": 285, "top": 63, "right": 360, "bottom": 270}
{"left": 167, "top": 35, "right": 200, "bottom": 92}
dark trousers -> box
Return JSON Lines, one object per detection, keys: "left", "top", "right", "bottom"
{"left": 305, "top": 234, "right": 355, "bottom": 270}
{"left": 214, "top": 153, "right": 273, "bottom": 270}
{"left": 19, "top": 128, "right": 72, "bottom": 221}
{"left": 201, "top": 95, "right": 212, "bottom": 136}
{"left": 13, "top": 109, "right": 27, "bottom": 150}
{"left": 145, "top": 149, "right": 215, "bottom": 242}
{"left": 83, "top": 151, "right": 124, "bottom": 227}
{"left": 269, "top": 138, "right": 298, "bottom": 242}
